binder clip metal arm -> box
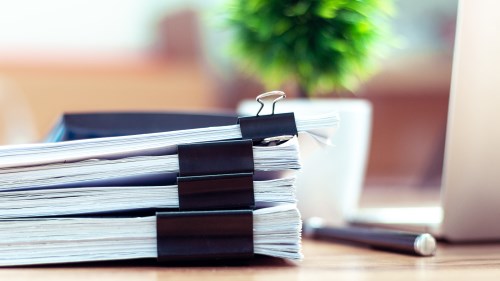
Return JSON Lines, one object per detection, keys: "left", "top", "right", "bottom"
{"left": 238, "top": 91, "right": 298, "bottom": 144}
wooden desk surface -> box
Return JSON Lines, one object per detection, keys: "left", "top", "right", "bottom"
{"left": 1, "top": 238, "right": 499, "bottom": 281}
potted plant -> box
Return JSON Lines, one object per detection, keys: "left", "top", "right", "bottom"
{"left": 228, "top": 0, "right": 394, "bottom": 223}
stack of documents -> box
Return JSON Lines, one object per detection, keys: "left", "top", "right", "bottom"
{"left": 0, "top": 111, "right": 339, "bottom": 266}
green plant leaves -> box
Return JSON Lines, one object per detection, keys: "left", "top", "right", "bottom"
{"left": 226, "top": 0, "right": 394, "bottom": 95}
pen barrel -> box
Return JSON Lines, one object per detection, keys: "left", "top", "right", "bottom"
{"left": 312, "top": 226, "right": 434, "bottom": 256}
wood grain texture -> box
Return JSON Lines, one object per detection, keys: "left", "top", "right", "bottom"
{"left": 1, "top": 239, "right": 500, "bottom": 281}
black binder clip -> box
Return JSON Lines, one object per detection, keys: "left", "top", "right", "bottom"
{"left": 238, "top": 91, "right": 298, "bottom": 143}
{"left": 177, "top": 140, "right": 254, "bottom": 176}
{"left": 156, "top": 209, "right": 254, "bottom": 261}
{"left": 177, "top": 173, "right": 254, "bottom": 210}
{"left": 177, "top": 140, "right": 255, "bottom": 210}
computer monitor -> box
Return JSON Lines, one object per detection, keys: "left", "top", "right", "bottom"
{"left": 352, "top": 0, "right": 500, "bottom": 242}
{"left": 439, "top": 0, "right": 500, "bottom": 241}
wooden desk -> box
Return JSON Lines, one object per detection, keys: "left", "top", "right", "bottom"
{"left": 1, "top": 238, "right": 499, "bottom": 281}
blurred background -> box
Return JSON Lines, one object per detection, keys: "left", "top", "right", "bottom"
{"left": 0, "top": 0, "right": 457, "bottom": 189}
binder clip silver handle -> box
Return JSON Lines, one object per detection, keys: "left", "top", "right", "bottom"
{"left": 256, "top": 91, "right": 286, "bottom": 116}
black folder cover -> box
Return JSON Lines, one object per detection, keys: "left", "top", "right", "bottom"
{"left": 45, "top": 112, "right": 238, "bottom": 142}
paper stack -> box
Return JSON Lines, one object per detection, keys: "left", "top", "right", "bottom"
{"left": 0, "top": 109, "right": 339, "bottom": 266}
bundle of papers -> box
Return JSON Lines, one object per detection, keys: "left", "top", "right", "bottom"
{"left": 0, "top": 177, "right": 297, "bottom": 218}
{"left": 0, "top": 112, "right": 338, "bottom": 168}
{"left": 0, "top": 204, "right": 302, "bottom": 266}
{"left": 0, "top": 138, "right": 300, "bottom": 191}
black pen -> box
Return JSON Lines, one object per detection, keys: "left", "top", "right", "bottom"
{"left": 303, "top": 218, "right": 437, "bottom": 256}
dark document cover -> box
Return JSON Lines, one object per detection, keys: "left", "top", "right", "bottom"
{"left": 45, "top": 112, "right": 238, "bottom": 142}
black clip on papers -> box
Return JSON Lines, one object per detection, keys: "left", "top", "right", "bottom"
{"left": 177, "top": 139, "right": 254, "bottom": 176}
{"left": 238, "top": 91, "right": 298, "bottom": 143}
{"left": 178, "top": 173, "right": 254, "bottom": 210}
{"left": 156, "top": 209, "right": 254, "bottom": 261}
{"left": 177, "top": 140, "right": 255, "bottom": 210}
{"left": 239, "top": 113, "right": 298, "bottom": 143}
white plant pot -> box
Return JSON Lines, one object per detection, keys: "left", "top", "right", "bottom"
{"left": 238, "top": 99, "right": 372, "bottom": 224}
